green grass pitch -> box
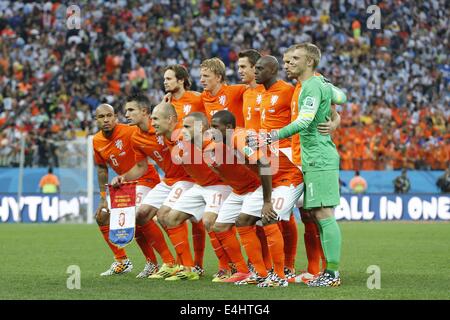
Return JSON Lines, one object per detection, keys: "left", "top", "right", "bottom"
{"left": 0, "top": 222, "right": 448, "bottom": 300}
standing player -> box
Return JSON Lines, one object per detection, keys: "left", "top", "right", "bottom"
{"left": 200, "top": 57, "right": 247, "bottom": 127}
{"left": 162, "top": 65, "right": 207, "bottom": 272}
{"left": 93, "top": 103, "right": 164, "bottom": 278}
{"left": 260, "top": 43, "right": 343, "bottom": 287}
{"left": 254, "top": 55, "right": 299, "bottom": 279}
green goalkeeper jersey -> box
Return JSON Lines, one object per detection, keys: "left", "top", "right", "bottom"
{"left": 278, "top": 75, "right": 340, "bottom": 172}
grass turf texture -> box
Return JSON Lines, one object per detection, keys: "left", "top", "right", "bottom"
{"left": 0, "top": 222, "right": 448, "bottom": 300}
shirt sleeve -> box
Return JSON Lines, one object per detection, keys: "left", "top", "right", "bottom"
{"left": 278, "top": 81, "right": 321, "bottom": 139}
{"left": 330, "top": 84, "right": 347, "bottom": 105}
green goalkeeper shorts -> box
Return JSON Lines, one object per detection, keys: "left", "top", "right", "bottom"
{"left": 303, "top": 169, "right": 340, "bottom": 210}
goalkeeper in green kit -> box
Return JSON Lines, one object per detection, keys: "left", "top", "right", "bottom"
{"left": 252, "top": 43, "right": 344, "bottom": 287}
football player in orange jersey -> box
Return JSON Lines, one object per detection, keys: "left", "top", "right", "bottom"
{"left": 163, "top": 64, "right": 206, "bottom": 127}
{"left": 200, "top": 57, "right": 247, "bottom": 126}
{"left": 93, "top": 103, "right": 164, "bottom": 278}
{"left": 238, "top": 49, "right": 265, "bottom": 130}
{"left": 161, "top": 68, "right": 210, "bottom": 275}
{"left": 211, "top": 110, "right": 304, "bottom": 287}
{"left": 254, "top": 55, "right": 300, "bottom": 280}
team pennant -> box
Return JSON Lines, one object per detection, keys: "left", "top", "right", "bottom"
{"left": 107, "top": 182, "right": 136, "bottom": 248}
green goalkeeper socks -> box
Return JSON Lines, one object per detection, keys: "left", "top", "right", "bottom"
{"left": 318, "top": 216, "right": 342, "bottom": 277}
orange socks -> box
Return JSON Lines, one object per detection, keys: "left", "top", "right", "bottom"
{"left": 99, "top": 225, "right": 127, "bottom": 261}
{"left": 135, "top": 225, "right": 158, "bottom": 264}
{"left": 256, "top": 225, "right": 272, "bottom": 271}
{"left": 191, "top": 220, "right": 206, "bottom": 268}
{"left": 215, "top": 227, "right": 249, "bottom": 273}
{"left": 303, "top": 220, "right": 326, "bottom": 274}
{"left": 263, "top": 224, "right": 285, "bottom": 278}
{"left": 279, "top": 214, "right": 298, "bottom": 270}
{"left": 140, "top": 220, "right": 175, "bottom": 265}
{"left": 208, "top": 231, "right": 232, "bottom": 271}
{"left": 237, "top": 225, "right": 268, "bottom": 277}
{"left": 166, "top": 223, "right": 194, "bottom": 267}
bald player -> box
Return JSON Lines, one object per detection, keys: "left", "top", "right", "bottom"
{"left": 161, "top": 66, "right": 208, "bottom": 275}
{"left": 93, "top": 103, "right": 163, "bottom": 278}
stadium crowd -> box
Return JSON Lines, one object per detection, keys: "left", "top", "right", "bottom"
{"left": 0, "top": 0, "right": 448, "bottom": 169}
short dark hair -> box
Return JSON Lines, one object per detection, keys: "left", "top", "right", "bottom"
{"left": 238, "top": 49, "right": 262, "bottom": 67}
{"left": 126, "top": 92, "right": 152, "bottom": 113}
{"left": 164, "top": 65, "right": 192, "bottom": 90}
{"left": 212, "top": 110, "right": 236, "bottom": 129}
{"left": 48, "top": 167, "right": 53, "bottom": 174}
{"left": 185, "top": 112, "right": 209, "bottom": 128}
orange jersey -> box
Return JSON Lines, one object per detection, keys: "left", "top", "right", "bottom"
{"left": 260, "top": 80, "right": 294, "bottom": 148}
{"left": 243, "top": 84, "right": 264, "bottom": 130}
{"left": 166, "top": 137, "right": 224, "bottom": 187}
{"left": 204, "top": 139, "right": 260, "bottom": 195}
{"left": 233, "top": 129, "right": 303, "bottom": 188}
{"left": 93, "top": 124, "right": 160, "bottom": 188}
{"left": 130, "top": 122, "right": 192, "bottom": 186}
{"left": 170, "top": 91, "right": 206, "bottom": 128}
{"left": 201, "top": 84, "right": 246, "bottom": 127}
{"left": 291, "top": 82, "right": 302, "bottom": 165}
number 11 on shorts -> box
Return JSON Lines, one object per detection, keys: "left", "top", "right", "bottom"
{"left": 308, "top": 182, "right": 314, "bottom": 198}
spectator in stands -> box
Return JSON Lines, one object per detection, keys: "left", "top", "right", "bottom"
{"left": 436, "top": 168, "right": 450, "bottom": 193}
{"left": 38, "top": 167, "right": 60, "bottom": 194}
{"left": 349, "top": 170, "right": 368, "bottom": 194}
{"left": 393, "top": 168, "right": 411, "bottom": 193}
